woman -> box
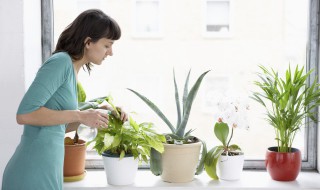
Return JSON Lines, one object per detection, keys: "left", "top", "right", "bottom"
{"left": 2, "top": 9, "right": 127, "bottom": 190}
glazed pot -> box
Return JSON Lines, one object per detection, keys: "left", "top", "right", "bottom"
{"left": 265, "top": 146, "right": 301, "bottom": 181}
{"left": 218, "top": 153, "right": 244, "bottom": 180}
{"left": 64, "top": 139, "right": 86, "bottom": 180}
{"left": 102, "top": 151, "right": 139, "bottom": 186}
{"left": 161, "top": 142, "right": 201, "bottom": 183}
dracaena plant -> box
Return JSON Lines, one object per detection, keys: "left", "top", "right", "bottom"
{"left": 127, "top": 69, "right": 210, "bottom": 175}
{"left": 251, "top": 65, "right": 320, "bottom": 153}
{"left": 205, "top": 96, "right": 249, "bottom": 180}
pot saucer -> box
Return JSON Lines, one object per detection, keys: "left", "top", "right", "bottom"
{"left": 64, "top": 170, "right": 87, "bottom": 182}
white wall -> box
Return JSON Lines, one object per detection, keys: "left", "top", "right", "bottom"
{"left": 0, "top": 0, "right": 41, "bottom": 186}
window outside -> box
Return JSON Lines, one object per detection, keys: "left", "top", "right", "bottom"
{"left": 54, "top": 0, "right": 310, "bottom": 168}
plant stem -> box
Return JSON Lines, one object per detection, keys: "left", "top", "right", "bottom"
{"left": 226, "top": 127, "right": 234, "bottom": 148}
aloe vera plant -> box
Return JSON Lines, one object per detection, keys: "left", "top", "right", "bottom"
{"left": 128, "top": 69, "right": 210, "bottom": 175}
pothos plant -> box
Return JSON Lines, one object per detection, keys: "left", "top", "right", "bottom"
{"left": 205, "top": 96, "right": 249, "bottom": 180}
{"left": 127, "top": 69, "right": 210, "bottom": 175}
{"left": 86, "top": 96, "right": 166, "bottom": 161}
{"left": 68, "top": 82, "right": 166, "bottom": 160}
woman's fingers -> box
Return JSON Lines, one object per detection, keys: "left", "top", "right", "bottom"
{"left": 98, "top": 114, "right": 109, "bottom": 128}
{"left": 116, "top": 107, "right": 129, "bottom": 122}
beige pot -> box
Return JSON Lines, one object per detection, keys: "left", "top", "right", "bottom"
{"left": 161, "top": 142, "right": 201, "bottom": 183}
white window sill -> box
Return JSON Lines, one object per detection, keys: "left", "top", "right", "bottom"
{"left": 64, "top": 170, "right": 320, "bottom": 190}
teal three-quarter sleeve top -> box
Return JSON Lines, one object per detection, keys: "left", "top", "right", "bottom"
{"left": 2, "top": 52, "right": 77, "bottom": 190}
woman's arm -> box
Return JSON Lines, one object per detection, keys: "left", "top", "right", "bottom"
{"left": 17, "top": 107, "right": 110, "bottom": 128}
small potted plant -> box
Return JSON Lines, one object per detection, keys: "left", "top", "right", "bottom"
{"left": 205, "top": 96, "right": 249, "bottom": 180}
{"left": 251, "top": 65, "right": 320, "bottom": 181}
{"left": 86, "top": 97, "right": 166, "bottom": 186}
{"left": 64, "top": 83, "right": 115, "bottom": 182}
{"left": 63, "top": 82, "right": 89, "bottom": 182}
{"left": 128, "top": 69, "right": 210, "bottom": 183}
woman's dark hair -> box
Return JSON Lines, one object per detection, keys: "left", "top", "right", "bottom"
{"left": 54, "top": 9, "right": 121, "bottom": 73}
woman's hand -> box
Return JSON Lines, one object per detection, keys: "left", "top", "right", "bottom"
{"left": 115, "top": 106, "right": 129, "bottom": 122}
{"left": 79, "top": 109, "right": 110, "bottom": 129}
{"left": 99, "top": 104, "right": 129, "bottom": 122}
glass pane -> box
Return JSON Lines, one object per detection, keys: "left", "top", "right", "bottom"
{"left": 54, "top": 0, "right": 309, "bottom": 162}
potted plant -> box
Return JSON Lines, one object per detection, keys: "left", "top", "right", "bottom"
{"left": 86, "top": 96, "right": 166, "bottom": 186}
{"left": 63, "top": 82, "right": 88, "bottom": 182}
{"left": 64, "top": 83, "right": 112, "bottom": 182}
{"left": 127, "top": 69, "right": 210, "bottom": 183}
{"left": 251, "top": 65, "right": 320, "bottom": 181}
{"left": 204, "top": 96, "right": 249, "bottom": 181}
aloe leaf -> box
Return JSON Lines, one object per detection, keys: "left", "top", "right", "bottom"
{"left": 183, "top": 69, "right": 191, "bottom": 116}
{"left": 176, "top": 70, "right": 211, "bottom": 137}
{"left": 127, "top": 88, "right": 176, "bottom": 133}
{"left": 78, "top": 101, "right": 99, "bottom": 111}
{"left": 173, "top": 69, "right": 182, "bottom": 128}
{"left": 150, "top": 148, "right": 162, "bottom": 176}
{"left": 195, "top": 140, "right": 207, "bottom": 175}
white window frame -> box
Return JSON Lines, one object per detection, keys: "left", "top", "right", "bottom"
{"left": 202, "top": 0, "right": 233, "bottom": 38}
{"left": 131, "top": 0, "right": 163, "bottom": 38}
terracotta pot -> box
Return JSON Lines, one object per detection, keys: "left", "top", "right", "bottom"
{"left": 265, "top": 146, "right": 301, "bottom": 181}
{"left": 64, "top": 139, "right": 86, "bottom": 178}
{"left": 161, "top": 142, "right": 201, "bottom": 183}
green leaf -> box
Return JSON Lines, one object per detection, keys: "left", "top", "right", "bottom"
{"left": 176, "top": 70, "right": 211, "bottom": 137}
{"left": 103, "top": 133, "right": 114, "bottom": 149}
{"left": 173, "top": 69, "right": 182, "bottom": 128}
{"left": 127, "top": 88, "right": 176, "bottom": 134}
{"left": 204, "top": 146, "right": 224, "bottom": 180}
{"left": 214, "top": 122, "right": 229, "bottom": 146}
{"left": 183, "top": 69, "right": 191, "bottom": 116}
{"left": 195, "top": 140, "right": 207, "bottom": 175}
{"left": 77, "top": 82, "right": 86, "bottom": 103}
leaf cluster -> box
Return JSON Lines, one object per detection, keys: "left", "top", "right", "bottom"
{"left": 204, "top": 121, "right": 242, "bottom": 180}
{"left": 85, "top": 97, "right": 166, "bottom": 161}
{"left": 127, "top": 69, "right": 210, "bottom": 142}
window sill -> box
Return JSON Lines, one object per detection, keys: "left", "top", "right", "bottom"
{"left": 64, "top": 169, "right": 320, "bottom": 190}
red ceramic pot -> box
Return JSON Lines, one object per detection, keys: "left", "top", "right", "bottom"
{"left": 265, "top": 147, "right": 301, "bottom": 181}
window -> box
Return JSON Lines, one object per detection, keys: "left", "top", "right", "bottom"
{"left": 132, "top": 0, "right": 163, "bottom": 38}
{"left": 203, "top": 0, "right": 232, "bottom": 37}
{"left": 45, "top": 0, "right": 319, "bottom": 170}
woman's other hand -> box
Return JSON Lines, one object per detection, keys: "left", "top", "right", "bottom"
{"left": 80, "top": 109, "right": 110, "bottom": 128}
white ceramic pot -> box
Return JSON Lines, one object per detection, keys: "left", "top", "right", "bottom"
{"left": 102, "top": 152, "right": 139, "bottom": 186}
{"left": 217, "top": 153, "right": 244, "bottom": 180}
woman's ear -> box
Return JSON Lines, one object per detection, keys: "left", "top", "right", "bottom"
{"left": 84, "top": 37, "right": 92, "bottom": 48}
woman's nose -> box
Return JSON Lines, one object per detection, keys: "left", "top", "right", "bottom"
{"left": 106, "top": 48, "right": 113, "bottom": 56}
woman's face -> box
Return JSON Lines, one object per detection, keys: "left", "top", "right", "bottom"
{"left": 85, "top": 38, "right": 114, "bottom": 65}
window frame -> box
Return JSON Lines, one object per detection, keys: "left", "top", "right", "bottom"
{"left": 42, "top": 0, "right": 319, "bottom": 170}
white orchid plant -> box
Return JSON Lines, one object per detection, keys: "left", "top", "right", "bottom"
{"left": 204, "top": 95, "right": 249, "bottom": 180}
